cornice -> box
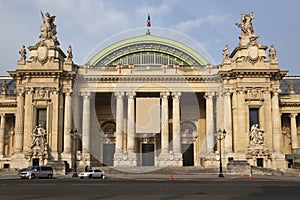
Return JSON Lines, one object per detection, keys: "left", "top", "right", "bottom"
{"left": 81, "top": 74, "right": 220, "bottom": 83}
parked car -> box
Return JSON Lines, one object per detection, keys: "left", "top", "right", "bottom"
{"left": 78, "top": 169, "right": 105, "bottom": 179}
{"left": 20, "top": 166, "right": 54, "bottom": 179}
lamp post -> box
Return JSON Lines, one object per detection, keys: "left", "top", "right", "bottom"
{"left": 70, "top": 128, "right": 78, "bottom": 177}
{"left": 217, "top": 128, "right": 226, "bottom": 178}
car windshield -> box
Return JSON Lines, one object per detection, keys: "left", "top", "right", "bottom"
{"left": 25, "top": 166, "right": 37, "bottom": 171}
{"left": 88, "top": 169, "right": 94, "bottom": 172}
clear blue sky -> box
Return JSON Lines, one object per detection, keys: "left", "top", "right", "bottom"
{"left": 1, "top": 0, "right": 300, "bottom": 75}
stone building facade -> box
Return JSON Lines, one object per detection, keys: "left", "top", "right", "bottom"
{"left": 0, "top": 12, "right": 299, "bottom": 171}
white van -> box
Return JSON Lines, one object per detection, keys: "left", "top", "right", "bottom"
{"left": 20, "top": 166, "right": 54, "bottom": 179}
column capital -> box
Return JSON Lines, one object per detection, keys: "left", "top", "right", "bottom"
{"left": 15, "top": 88, "right": 24, "bottom": 96}
{"left": 64, "top": 88, "right": 73, "bottom": 96}
{"left": 114, "top": 91, "right": 125, "bottom": 99}
{"left": 25, "top": 87, "right": 34, "bottom": 94}
{"left": 271, "top": 88, "right": 281, "bottom": 96}
{"left": 80, "top": 91, "right": 91, "bottom": 98}
{"left": 290, "top": 113, "right": 298, "bottom": 118}
{"left": 204, "top": 92, "right": 214, "bottom": 99}
{"left": 126, "top": 91, "right": 136, "bottom": 99}
{"left": 0, "top": 113, "right": 6, "bottom": 118}
{"left": 172, "top": 91, "right": 181, "bottom": 99}
{"left": 223, "top": 88, "right": 232, "bottom": 96}
{"left": 160, "top": 91, "right": 170, "bottom": 99}
{"left": 235, "top": 87, "right": 247, "bottom": 94}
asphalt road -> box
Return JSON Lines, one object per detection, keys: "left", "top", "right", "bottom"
{"left": 0, "top": 178, "right": 299, "bottom": 200}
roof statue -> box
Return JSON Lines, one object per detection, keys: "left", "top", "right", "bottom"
{"left": 222, "top": 44, "right": 230, "bottom": 63}
{"left": 269, "top": 44, "right": 278, "bottom": 61}
{"left": 236, "top": 12, "right": 258, "bottom": 46}
{"left": 39, "top": 11, "right": 59, "bottom": 46}
{"left": 18, "top": 45, "right": 26, "bottom": 61}
{"left": 67, "top": 45, "right": 73, "bottom": 60}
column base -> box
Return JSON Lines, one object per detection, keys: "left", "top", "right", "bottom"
{"left": 271, "top": 151, "right": 287, "bottom": 169}
{"left": 78, "top": 152, "right": 91, "bottom": 167}
{"left": 113, "top": 152, "right": 137, "bottom": 167}
{"left": 61, "top": 152, "right": 72, "bottom": 167}
{"left": 157, "top": 152, "right": 182, "bottom": 167}
{"left": 11, "top": 152, "right": 29, "bottom": 169}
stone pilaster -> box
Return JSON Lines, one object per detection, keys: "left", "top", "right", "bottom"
{"left": 24, "top": 88, "right": 34, "bottom": 153}
{"left": 14, "top": 90, "right": 24, "bottom": 153}
{"left": 236, "top": 88, "right": 247, "bottom": 153}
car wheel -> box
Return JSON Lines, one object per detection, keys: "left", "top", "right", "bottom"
{"left": 100, "top": 174, "right": 103, "bottom": 179}
{"left": 80, "top": 177, "right": 84, "bottom": 179}
{"left": 48, "top": 174, "right": 52, "bottom": 179}
{"left": 30, "top": 174, "right": 35, "bottom": 179}
{"left": 88, "top": 175, "right": 92, "bottom": 179}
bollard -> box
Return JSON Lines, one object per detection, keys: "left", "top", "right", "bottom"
{"left": 249, "top": 173, "right": 253, "bottom": 181}
{"left": 169, "top": 172, "right": 173, "bottom": 181}
{"left": 29, "top": 173, "right": 32, "bottom": 180}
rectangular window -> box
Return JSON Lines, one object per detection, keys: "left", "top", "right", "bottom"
{"left": 37, "top": 109, "right": 47, "bottom": 128}
{"left": 249, "top": 108, "right": 259, "bottom": 129}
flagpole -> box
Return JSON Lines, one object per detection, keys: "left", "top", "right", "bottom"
{"left": 146, "top": 14, "right": 151, "bottom": 35}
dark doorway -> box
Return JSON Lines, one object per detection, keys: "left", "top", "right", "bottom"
{"left": 142, "top": 144, "right": 155, "bottom": 166}
{"left": 103, "top": 144, "right": 115, "bottom": 166}
{"left": 32, "top": 158, "right": 39, "bottom": 166}
{"left": 257, "top": 158, "right": 263, "bottom": 167}
{"left": 182, "top": 144, "right": 194, "bottom": 166}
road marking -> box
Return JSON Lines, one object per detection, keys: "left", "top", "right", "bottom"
{"left": 72, "top": 184, "right": 110, "bottom": 186}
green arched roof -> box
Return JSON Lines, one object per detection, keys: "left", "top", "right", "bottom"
{"left": 88, "top": 34, "right": 209, "bottom": 67}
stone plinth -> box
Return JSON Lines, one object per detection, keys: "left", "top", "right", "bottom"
{"left": 113, "top": 152, "right": 137, "bottom": 167}
{"left": 157, "top": 152, "right": 182, "bottom": 167}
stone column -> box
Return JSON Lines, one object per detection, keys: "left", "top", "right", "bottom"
{"left": 14, "top": 90, "right": 24, "bottom": 153}
{"left": 224, "top": 90, "right": 233, "bottom": 153}
{"left": 126, "top": 91, "right": 136, "bottom": 153}
{"left": 82, "top": 92, "right": 91, "bottom": 154}
{"left": 115, "top": 92, "right": 124, "bottom": 153}
{"left": 122, "top": 91, "right": 137, "bottom": 167}
{"left": 271, "top": 90, "right": 281, "bottom": 152}
{"left": 290, "top": 113, "right": 298, "bottom": 149}
{"left": 63, "top": 89, "right": 72, "bottom": 154}
{"left": 204, "top": 92, "right": 214, "bottom": 154}
{"left": 161, "top": 91, "right": 170, "bottom": 153}
{"left": 172, "top": 92, "right": 181, "bottom": 154}
{"left": 0, "top": 114, "right": 6, "bottom": 157}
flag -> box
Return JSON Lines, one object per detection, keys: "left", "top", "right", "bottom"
{"left": 147, "top": 14, "right": 151, "bottom": 27}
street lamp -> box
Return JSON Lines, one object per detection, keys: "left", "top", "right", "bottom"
{"left": 70, "top": 128, "right": 78, "bottom": 177}
{"left": 217, "top": 128, "right": 226, "bottom": 178}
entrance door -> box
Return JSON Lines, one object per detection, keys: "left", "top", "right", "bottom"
{"left": 142, "top": 144, "right": 155, "bottom": 166}
{"left": 257, "top": 158, "right": 263, "bottom": 167}
{"left": 182, "top": 144, "right": 194, "bottom": 166}
{"left": 32, "top": 158, "right": 39, "bottom": 166}
{"left": 103, "top": 144, "right": 115, "bottom": 166}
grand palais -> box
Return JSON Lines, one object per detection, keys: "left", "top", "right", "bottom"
{"left": 0, "top": 12, "right": 299, "bottom": 174}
